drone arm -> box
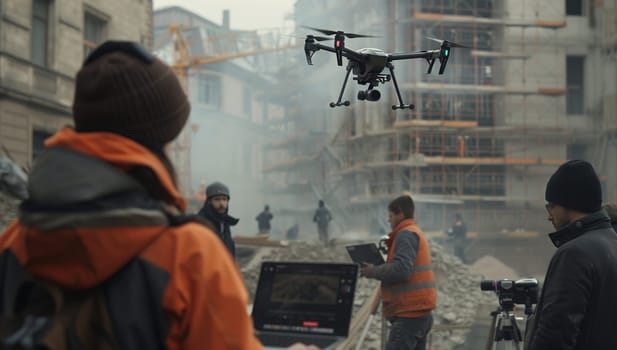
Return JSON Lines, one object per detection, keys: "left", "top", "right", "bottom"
{"left": 305, "top": 43, "right": 364, "bottom": 62}
{"left": 340, "top": 47, "right": 364, "bottom": 62}
{"left": 388, "top": 50, "right": 439, "bottom": 61}
{"left": 306, "top": 42, "right": 336, "bottom": 53}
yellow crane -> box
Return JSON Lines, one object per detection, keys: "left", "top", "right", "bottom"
{"left": 157, "top": 24, "right": 298, "bottom": 197}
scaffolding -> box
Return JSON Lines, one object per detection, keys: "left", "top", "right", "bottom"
{"left": 376, "top": 0, "right": 569, "bottom": 231}
{"left": 266, "top": 0, "right": 614, "bottom": 235}
{"left": 326, "top": 0, "right": 572, "bottom": 233}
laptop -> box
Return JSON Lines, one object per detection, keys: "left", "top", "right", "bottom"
{"left": 345, "top": 243, "right": 385, "bottom": 266}
{"left": 252, "top": 261, "right": 358, "bottom": 350}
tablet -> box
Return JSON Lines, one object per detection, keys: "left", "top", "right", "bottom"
{"left": 345, "top": 243, "right": 385, "bottom": 266}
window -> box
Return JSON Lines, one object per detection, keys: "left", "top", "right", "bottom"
{"left": 32, "top": 129, "right": 53, "bottom": 160}
{"left": 84, "top": 12, "right": 107, "bottom": 58}
{"left": 567, "top": 143, "right": 587, "bottom": 160}
{"left": 566, "top": 56, "right": 585, "bottom": 114}
{"left": 197, "top": 75, "right": 222, "bottom": 108}
{"left": 566, "top": 0, "right": 583, "bottom": 15}
{"left": 31, "top": 0, "right": 50, "bottom": 66}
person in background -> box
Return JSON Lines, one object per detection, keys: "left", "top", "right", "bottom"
{"left": 313, "top": 200, "right": 332, "bottom": 246}
{"left": 256, "top": 205, "right": 273, "bottom": 235}
{"left": 447, "top": 212, "right": 467, "bottom": 262}
{"left": 198, "top": 181, "right": 238, "bottom": 258}
{"left": 286, "top": 222, "right": 299, "bottom": 240}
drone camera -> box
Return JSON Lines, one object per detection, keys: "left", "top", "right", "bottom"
{"left": 367, "top": 89, "right": 381, "bottom": 101}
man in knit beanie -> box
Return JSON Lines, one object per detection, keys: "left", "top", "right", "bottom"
{"left": 0, "top": 41, "right": 318, "bottom": 350}
{"left": 525, "top": 160, "right": 617, "bottom": 350}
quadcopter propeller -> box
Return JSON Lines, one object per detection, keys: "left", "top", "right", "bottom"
{"left": 303, "top": 26, "right": 378, "bottom": 39}
{"left": 293, "top": 34, "right": 332, "bottom": 42}
{"left": 305, "top": 34, "right": 332, "bottom": 42}
{"left": 425, "top": 36, "right": 469, "bottom": 48}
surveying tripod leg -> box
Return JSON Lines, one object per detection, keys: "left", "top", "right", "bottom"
{"left": 486, "top": 310, "right": 498, "bottom": 350}
{"left": 492, "top": 313, "right": 523, "bottom": 350}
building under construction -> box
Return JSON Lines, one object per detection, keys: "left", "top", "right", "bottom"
{"left": 264, "top": 0, "right": 617, "bottom": 235}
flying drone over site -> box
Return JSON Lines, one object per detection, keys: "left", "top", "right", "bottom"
{"left": 303, "top": 26, "right": 467, "bottom": 110}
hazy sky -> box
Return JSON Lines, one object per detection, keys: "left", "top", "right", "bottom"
{"left": 153, "top": 0, "right": 296, "bottom": 31}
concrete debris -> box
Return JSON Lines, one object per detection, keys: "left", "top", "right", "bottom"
{"left": 0, "top": 156, "right": 28, "bottom": 200}
{"left": 0, "top": 192, "right": 19, "bottom": 232}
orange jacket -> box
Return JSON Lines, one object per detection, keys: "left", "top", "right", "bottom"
{"left": 382, "top": 218, "right": 437, "bottom": 318}
{"left": 0, "top": 128, "right": 263, "bottom": 350}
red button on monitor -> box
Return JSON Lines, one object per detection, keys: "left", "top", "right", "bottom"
{"left": 303, "top": 321, "right": 319, "bottom": 327}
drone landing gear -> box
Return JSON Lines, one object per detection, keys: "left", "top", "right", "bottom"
{"left": 330, "top": 65, "right": 352, "bottom": 108}
{"left": 387, "top": 63, "right": 414, "bottom": 110}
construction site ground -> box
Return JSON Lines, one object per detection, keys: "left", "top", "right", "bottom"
{"left": 1, "top": 193, "right": 554, "bottom": 349}
{"left": 235, "top": 229, "right": 554, "bottom": 350}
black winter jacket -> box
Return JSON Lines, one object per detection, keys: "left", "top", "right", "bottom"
{"left": 198, "top": 204, "right": 239, "bottom": 258}
{"left": 525, "top": 211, "right": 617, "bottom": 350}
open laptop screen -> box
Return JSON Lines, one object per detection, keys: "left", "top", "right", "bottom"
{"left": 252, "top": 262, "right": 358, "bottom": 337}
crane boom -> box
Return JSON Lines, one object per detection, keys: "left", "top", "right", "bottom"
{"left": 159, "top": 24, "right": 298, "bottom": 197}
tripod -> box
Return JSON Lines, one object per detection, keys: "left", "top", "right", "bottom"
{"left": 485, "top": 306, "right": 524, "bottom": 350}
{"left": 480, "top": 278, "right": 538, "bottom": 350}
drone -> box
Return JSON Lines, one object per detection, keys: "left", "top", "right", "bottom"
{"left": 303, "top": 26, "right": 467, "bottom": 110}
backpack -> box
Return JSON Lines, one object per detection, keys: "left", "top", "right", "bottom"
{"left": 0, "top": 273, "right": 120, "bottom": 350}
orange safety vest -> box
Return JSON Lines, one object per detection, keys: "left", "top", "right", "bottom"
{"left": 382, "top": 218, "right": 437, "bottom": 318}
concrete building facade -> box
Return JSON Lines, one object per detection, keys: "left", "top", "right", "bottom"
{"left": 0, "top": 0, "right": 153, "bottom": 166}
{"left": 268, "top": 0, "right": 617, "bottom": 236}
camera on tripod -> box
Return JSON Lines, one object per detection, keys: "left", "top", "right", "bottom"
{"left": 481, "top": 278, "right": 539, "bottom": 315}
{"left": 480, "top": 278, "right": 539, "bottom": 350}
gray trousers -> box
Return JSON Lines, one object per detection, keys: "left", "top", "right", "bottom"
{"left": 386, "top": 314, "right": 433, "bottom": 350}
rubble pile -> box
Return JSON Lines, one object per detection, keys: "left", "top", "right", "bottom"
{"left": 240, "top": 239, "right": 495, "bottom": 350}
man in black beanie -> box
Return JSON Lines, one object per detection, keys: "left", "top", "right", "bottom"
{"left": 525, "top": 160, "right": 617, "bottom": 350}
{"left": 197, "top": 181, "right": 239, "bottom": 258}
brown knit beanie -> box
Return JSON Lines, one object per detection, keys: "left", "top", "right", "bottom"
{"left": 72, "top": 41, "right": 190, "bottom": 149}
